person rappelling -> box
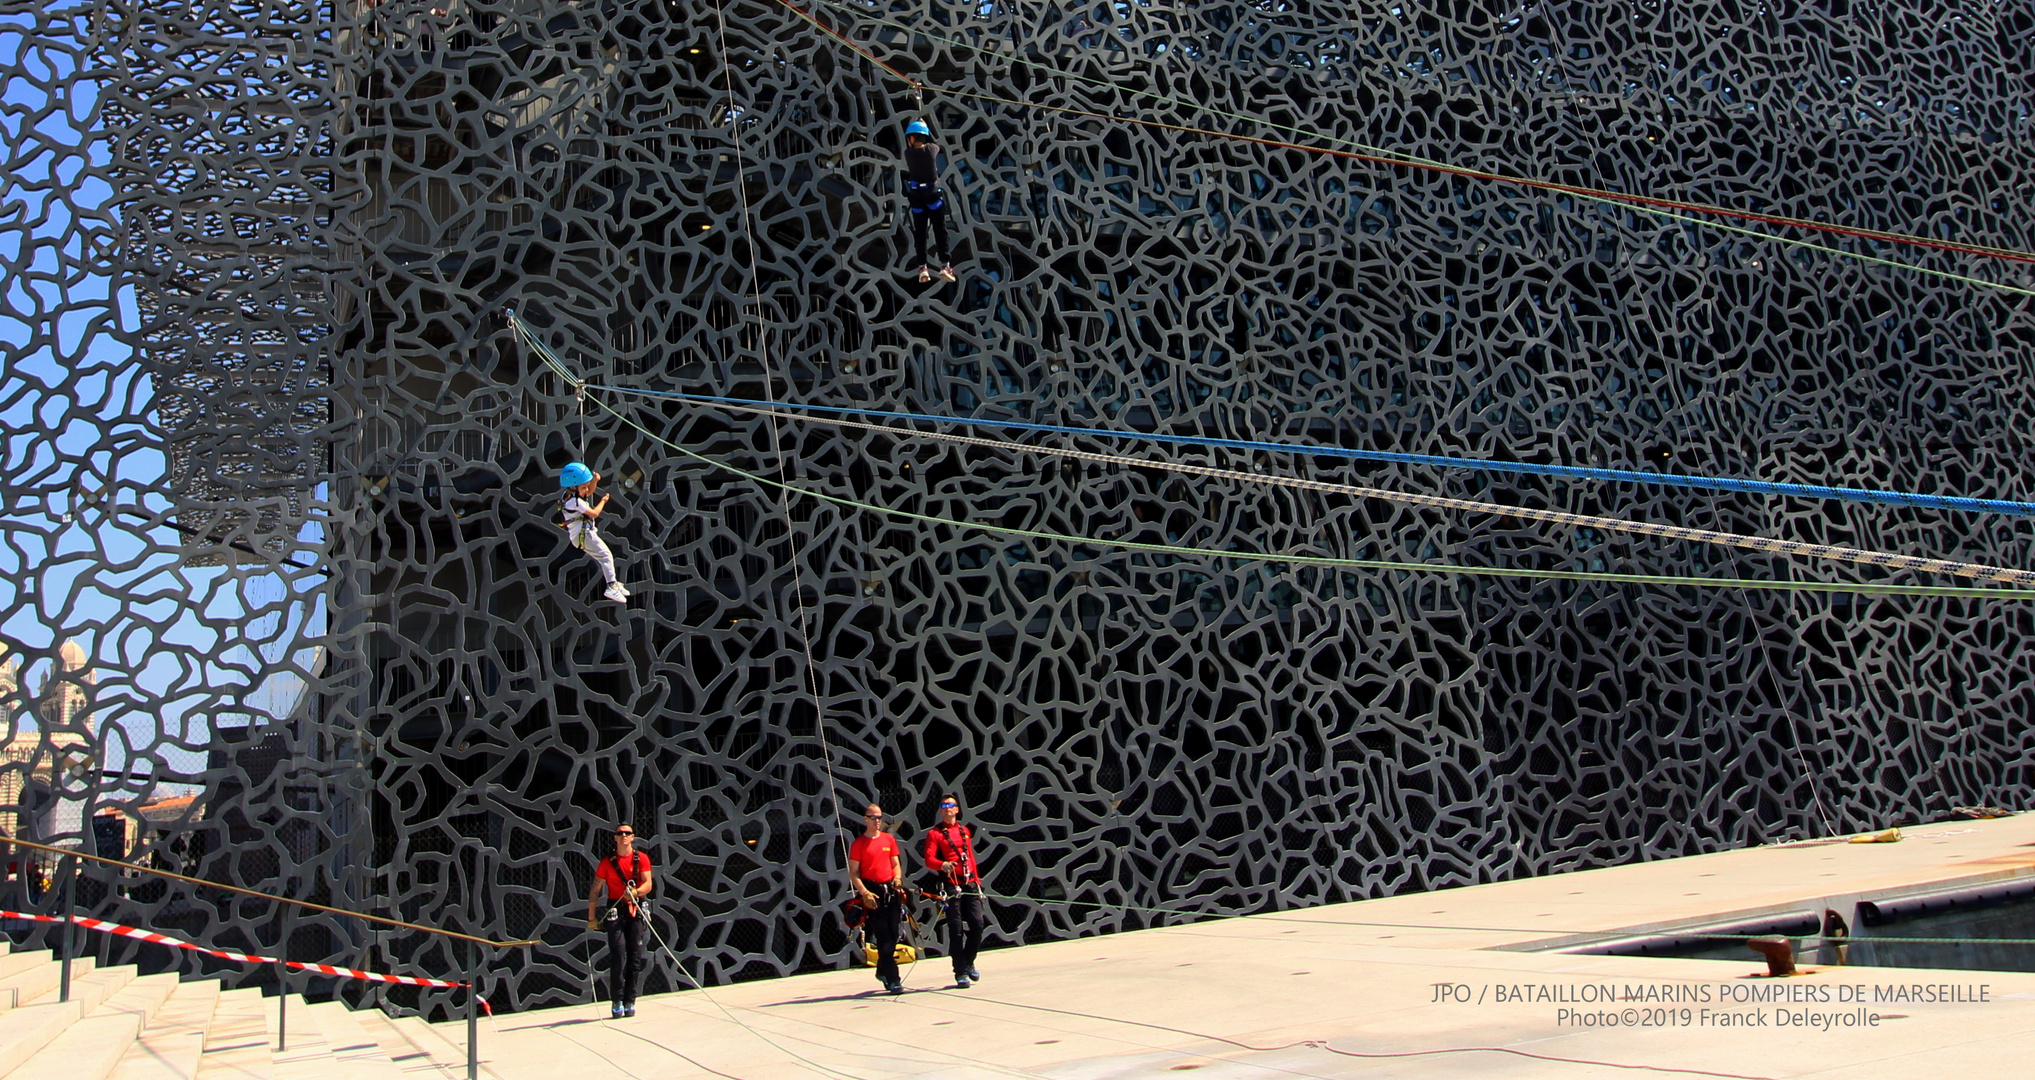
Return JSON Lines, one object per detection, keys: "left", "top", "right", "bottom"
{"left": 901, "top": 118, "right": 957, "bottom": 283}
{"left": 559, "top": 462, "right": 630, "bottom": 602}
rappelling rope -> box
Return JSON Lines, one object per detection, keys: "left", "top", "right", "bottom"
{"left": 509, "top": 309, "right": 597, "bottom": 472}
{"left": 787, "top": 0, "right": 2035, "bottom": 269}
{"left": 799, "top": 0, "right": 2035, "bottom": 266}
{"left": 922, "top": 95, "right": 2035, "bottom": 296}
{"left": 593, "top": 389, "right": 2035, "bottom": 588}
{"left": 513, "top": 324, "right": 2035, "bottom": 597}
{"left": 708, "top": 0, "right": 865, "bottom": 962}
{"left": 507, "top": 310, "right": 583, "bottom": 388}
{"left": 579, "top": 386, "right": 2035, "bottom": 601}
{"left": 770, "top": 0, "right": 2035, "bottom": 299}
{"left": 636, "top": 904, "right": 873, "bottom": 1080}
{"left": 579, "top": 384, "right": 2035, "bottom": 519}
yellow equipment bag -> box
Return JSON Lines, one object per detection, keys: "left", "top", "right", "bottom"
{"left": 863, "top": 943, "right": 916, "bottom": 966}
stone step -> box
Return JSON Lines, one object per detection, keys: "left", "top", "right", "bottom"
{"left": 0, "top": 954, "right": 53, "bottom": 1012}
{"left": 384, "top": 1016, "right": 473, "bottom": 1078}
{"left": 0, "top": 947, "right": 469, "bottom": 1080}
{"left": 267, "top": 990, "right": 336, "bottom": 1080}
{"left": 302, "top": 1001, "right": 407, "bottom": 1080}
{"left": 0, "top": 999, "right": 83, "bottom": 1080}
{"left": 0, "top": 963, "right": 136, "bottom": 1077}
{"left": 8, "top": 972, "right": 179, "bottom": 1080}
{"left": 0, "top": 954, "right": 95, "bottom": 1010}
{"left": 194, "top": 986, "right": 276, "bottom": 1080}
{"left": 109, "top": 979, "right": 223, "bottom": 1080}
{"left": 42, "top": 962, "right": 130, "bottom": 1013}
{"left": 348, "top": 1006, "right": 457, "bottom": 1077}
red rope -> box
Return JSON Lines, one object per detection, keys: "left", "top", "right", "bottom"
{"left": 771, "top": 0, "right": 2035, "bottom": 269}
{"left": 775, "top": 0, "right": 919, "bottom": 90}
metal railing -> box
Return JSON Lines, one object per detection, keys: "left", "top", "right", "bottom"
{"left": 6, "top": 836, "right": 535, "bottom": 1080}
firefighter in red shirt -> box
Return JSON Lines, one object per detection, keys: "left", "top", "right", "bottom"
{"left": 848, "top": 801, "right": 907, "bottom": 995}
{"left": 923, "top": 792, "right": 984, "bottom": 989}
{"left": 585, "top": 822, "right": 653, "bottom": 1018}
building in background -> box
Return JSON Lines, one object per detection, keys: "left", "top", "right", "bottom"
{"left": 0, "top": 639, "right": 97, "bottom": 849}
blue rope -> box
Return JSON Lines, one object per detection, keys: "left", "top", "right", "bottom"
{"left": 582, "top": 383, "right": 2035, "bottom": 519}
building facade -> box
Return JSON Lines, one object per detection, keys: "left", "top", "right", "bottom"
{"left": 3, "top": 0, "right": 2034, "bottom": 1015}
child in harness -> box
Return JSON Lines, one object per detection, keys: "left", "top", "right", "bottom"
{"left": 559, "top": 462, "right": 629, "bottom": 602}
{"left": 902, "top": 119, "right": 956, "bottom": 283}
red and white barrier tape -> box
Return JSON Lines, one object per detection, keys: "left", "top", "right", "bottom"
{"left": 1, "top": 910, "right": 470, "bottom": 990}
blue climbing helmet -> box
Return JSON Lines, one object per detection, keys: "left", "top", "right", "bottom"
{"left": 559, "top": 462, "right": 594, "bottom": 489}
{"left": 905, "top": 120, "right": 931, "bottom": 137}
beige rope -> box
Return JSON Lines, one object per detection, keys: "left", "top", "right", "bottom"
{"left": 704, "top": 401, "right": 2035, "bottom": 587}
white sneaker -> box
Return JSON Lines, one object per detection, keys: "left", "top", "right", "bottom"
{"left": 604, "top": 582, "right": 630, "bottom": 602}
{"left": 918, "top": 265, "right": 932, "bottom": 283}
{"left": 938, "top": 264, "right": 956, "bottom": 282}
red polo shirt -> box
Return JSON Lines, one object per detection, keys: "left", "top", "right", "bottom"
{"left": 849, "top": 832, "right": 900, "bottom": 882}
{"left": 922, "top": 823, "right": 979, "bottom": 885}
{"left": 595, "top": 851, "right": 652, "bottom": 900}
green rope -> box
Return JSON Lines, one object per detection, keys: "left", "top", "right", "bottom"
{"left": 507, "top": 310, "right": 584, "bottom": 386}
{"left": 801, "top": 0, "right": 2035, "bottom": 301}
{"left": 523, "top": 321, "right": 2035, "bottom": 956}
{"left": 1597, "top": 200, "right": 2035, "bottom": 300}
{"left": 525, "top": 328, "right": 2035, "bottom": 943}
{"left": 585, "top": 387, "right": 2035, "bottom": 601}
{"left": 508, "top": 323, "right": 2035, "bottom": 600}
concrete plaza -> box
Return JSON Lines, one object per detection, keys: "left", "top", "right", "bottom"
{"left": 465, "top": 815, "right": 2035, "bottom": 1079}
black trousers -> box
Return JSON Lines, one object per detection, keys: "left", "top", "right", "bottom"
{"left": 908, "top": 188, "right": 950, "bottom": 267}
{"left": 944, "top": 890, "right": 983, "bottom": 977}
{"left": 863, "top": 879, "right": 903, "bottom": 984}
{"left": 604, "top": 912, "right": 644, "bottom": 1004}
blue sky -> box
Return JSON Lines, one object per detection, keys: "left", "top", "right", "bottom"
{"left": 3, "top": 13, "right": 327, "bottom": 809}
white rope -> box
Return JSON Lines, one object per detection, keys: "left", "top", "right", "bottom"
{"left": 657, "top": 395, "right": 2035, "bottom": 588}
{"left": 708, "top": 0, "right": 859, "bottom": 905}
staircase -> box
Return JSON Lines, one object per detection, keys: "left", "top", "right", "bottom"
{"left": 0, "top": 941, "right": 472, "bottom": 1080}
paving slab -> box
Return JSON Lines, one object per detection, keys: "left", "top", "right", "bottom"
{"left": 432, "top": 815, "right": 2035, "bottom": 1080}
{"left": 267, "top": 993, "right": 353, "bottom": 1080}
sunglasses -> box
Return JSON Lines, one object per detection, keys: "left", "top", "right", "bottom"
{"left": 615, "top": 830, "right": 635, "bottom": 837}
{"left": 940, "top": 802, "right": 958, "bottom": 809}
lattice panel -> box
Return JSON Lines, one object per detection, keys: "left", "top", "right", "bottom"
{"left": 4, "top": 0, "right": 2035, "bottom": 1017}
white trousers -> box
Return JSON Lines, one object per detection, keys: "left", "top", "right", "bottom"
{"left": 569, "top": 520, "right": 618, "bottom": 586}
